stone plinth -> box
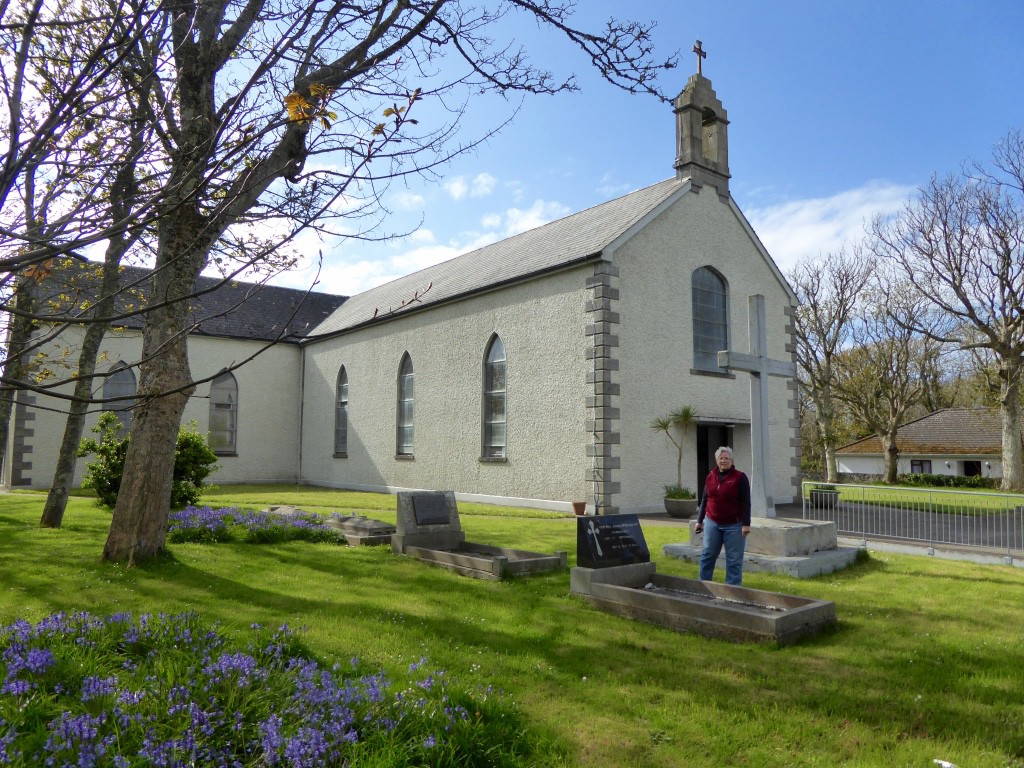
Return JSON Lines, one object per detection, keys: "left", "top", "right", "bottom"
{"left": 662, "top": 518, "right": 859, "bottom": 578}
{"left": 323, "top": 514, "right": 395, "bottom": 546}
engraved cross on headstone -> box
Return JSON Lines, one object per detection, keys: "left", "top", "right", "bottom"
{"left": 717, "top": 295, "right": 796, "bottom": 518}
{"left": 693, "top": 40, "right": 707, "bottom": 76}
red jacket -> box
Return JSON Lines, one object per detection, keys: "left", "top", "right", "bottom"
{"left": 697, "top": 467, "right": 751, "bottom": 526}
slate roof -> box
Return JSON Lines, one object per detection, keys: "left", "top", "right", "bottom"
{"left": 45, "top": 260, "right": 347, "bottom": 342}
{"left": 308, "top": 177, "right": 687, "bottom": 338}
{"left": 836, "top": 408, "right": 1003, "bottom": 456}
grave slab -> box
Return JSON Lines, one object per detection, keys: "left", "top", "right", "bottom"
{"left": 571, "top": 514, "right": 837, "bottom": 644}
{"left": 571, "top": 566, "right": 837, "bottom": 645}
{"left": 392, "top": 491, "right": 566, "bottom": 579}
{"left": 269, "top": 505, "right": 396, "bottom": 546}
{"left": 323, "top": 513, "right": 396, "bottom": 546}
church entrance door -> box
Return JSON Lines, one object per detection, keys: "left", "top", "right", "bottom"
{"left": 697, "top": 424, "right": 733, "bottom": 491}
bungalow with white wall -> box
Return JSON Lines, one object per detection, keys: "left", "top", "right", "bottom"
{"left": 836, "top": 408, "right": 1003, "bottom": 480}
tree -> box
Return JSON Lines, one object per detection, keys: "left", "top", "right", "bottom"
{"left": 870, "top": 130, "right": 1024, "bottom": 489}
{"left": 651, "top": 405, "right": 698, "bottom": 491}
{"left": 789, "top": 249, "right": 872, "bottom": 483}
{"left": 39, "top": 10, "right": 156, "bottom": 527}
{"left": 93, "top": 1, "right": 677, "bottom": 563}
{"left": 831, "top": 279, "right": 939, "bottom": 483}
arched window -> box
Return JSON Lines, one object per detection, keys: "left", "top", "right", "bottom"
{"left": 334, "top": 366, "right": 349, "bottom": 457}
{"left": 396, "top": 354, "right": 414, "bottom": 456}
{"left": 692, "top": 267, "right": 729, "bottom": 371}
{"left": 103, "top": 362, "right": 136, "bottom": 435}
{"left": 482, "top": 335, "right": 507, "bottom": 459}
{"left": 209, "top": 371, "right": 238, "bottom": 454}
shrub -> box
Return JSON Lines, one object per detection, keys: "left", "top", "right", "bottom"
{"left": 0, "top": 611, "right": 540, "bottom": 767}
{"left": 663, "top": 484, "right": 695, "bottom": 499}
{"left": 75, "top": 412, "right": 129, "bottom": 507}
{"left": 78, "top": 414, "right": 219, "bottom": 509}
{"left": 896, "top": 472, "right": 997, "bottom": 490}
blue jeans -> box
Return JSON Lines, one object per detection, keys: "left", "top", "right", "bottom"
{"left": 699, "top": 518, "right": 746, "bottom": 585}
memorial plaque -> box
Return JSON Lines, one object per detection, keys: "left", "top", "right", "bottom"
{"left": 411, "top": 492, "right": 451, "bottom": 526}
{"left": 576, "top": 514, "right": 650, "bottom": 569}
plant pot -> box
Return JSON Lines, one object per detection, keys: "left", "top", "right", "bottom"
{"left": 572, "top": 501, "right": 587, "bottom": 516}
{"left": 664, "top": 498, "right": 698, "bottom": 518}
{"left": 809, "top": 489, "right": 840, "bottom": 510}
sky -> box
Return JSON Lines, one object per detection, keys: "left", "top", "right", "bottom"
{"left": 267, "top": 0, "right": 1024, "bottom": 298}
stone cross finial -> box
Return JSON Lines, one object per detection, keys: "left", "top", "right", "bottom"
{"left": 693, "top": 40, "right": 707, "bottom": 75}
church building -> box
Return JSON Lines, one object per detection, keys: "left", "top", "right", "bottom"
{"left": 3, "top": 69, "right": 800, "bottom": 514}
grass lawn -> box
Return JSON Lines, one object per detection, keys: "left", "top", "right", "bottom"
{"left": 2, "top": 486, "right": 1024, "bottom": 767}
{"left": 803, "top": 482, "right": 1024, "bottom": 515}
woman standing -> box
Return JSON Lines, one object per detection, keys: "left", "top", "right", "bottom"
{"left": 693, "top": 446, "right": 751, "bottom": 585}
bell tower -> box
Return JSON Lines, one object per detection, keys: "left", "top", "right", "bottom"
{"left": 673, "top": 40, "right": 730, "bottom": 198}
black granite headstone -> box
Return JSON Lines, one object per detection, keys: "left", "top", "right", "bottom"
{"left": 411, "top": 492, "right": 451, "bottom": 526}
{"left": 576, "top": 514, "right": 650, "bottom": 568}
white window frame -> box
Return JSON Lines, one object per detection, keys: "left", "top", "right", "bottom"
{"left": 482, "top": 335, "right": 507, "bottom": 459}
{"left": 692, "top": 266, "right": 729, "bottom": 372}
{"left": 209, "top": 371, "right": 238, "bottom": 455}
{"left": 334, "top": 366, "right": 349, "bottom": 457}
{"left": 103, "top": 362, "right": 136, "bottom": 436}
{"left": 396, "top": 354, "right": 414, "bottom": 457}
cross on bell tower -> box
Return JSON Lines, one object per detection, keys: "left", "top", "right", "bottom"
{"left": 673, "top": 39, "right": 730, "bottom": 197}
{"left": 692, "top": 39, "right": 707, "bottom": 76}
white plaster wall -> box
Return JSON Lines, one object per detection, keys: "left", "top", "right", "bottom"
{"left": 6, "top": 326, "right": 303, "bottom": 489}
{"left": 612, "top": 187, "right": 797, "bottom": 512}
{"left": 300, "top": 268, "right": 591, "bottom": 509}
{"left": 185, "top": 335, "right": 303, "bottom": 484}
{"left": 838, "top": 454, "right": 1003, "bottom": 480}
{"left": 836, "top": 455, "right": 884, "bottom": 476}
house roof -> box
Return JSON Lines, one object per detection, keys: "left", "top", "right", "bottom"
{"left": 43, "top": 260, "right": 347, "bottom": 343}
{"left": 307, "top": 177, "right": 689, "bottom": 338}
{"left": 836, "top": 408, "right": 1003, "bottom": 456}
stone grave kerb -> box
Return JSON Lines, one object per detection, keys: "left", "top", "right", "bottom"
{"left": 392, "top": 491, "right": 465, "bottom": 554}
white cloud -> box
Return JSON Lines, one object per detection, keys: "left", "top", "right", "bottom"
{"left": 597, "top": 172, "right": 633, "bottom": 197}
{"left": 408, "top": 228, "right": 435, "bottom": 244}
{"left": 470, "top": 172, "right": 496, "bottom": 197}
{"left": 480, "top": 213, "right": 502, "bottom": 229}
{"left": 502, "top": 200, "right": 572, "bottom": 236}
{"left": 444, "top": 176, "right": 469, "bottom": 200}
{"left": 444, "top": 173, "right": 497, "bottom": 200}
{"left": 745, "top": 181, "right": 916, "bottom": 276}
{"left": 392, "top": 190, "right": 426, "bottom": 210}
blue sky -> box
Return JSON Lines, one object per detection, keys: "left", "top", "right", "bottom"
{"left": 274, "top": 0, "right": 1024, "bottom": 297}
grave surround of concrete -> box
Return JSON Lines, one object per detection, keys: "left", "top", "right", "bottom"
{"left": 391, "top": 491, "right": 567, "bottom": 579}
{"left": 571, "top": 514, "right": 837, "bottom": 644}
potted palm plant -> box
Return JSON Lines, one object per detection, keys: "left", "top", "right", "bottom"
{"left": 651, "top": 406, "right": 699, "bottom": 517}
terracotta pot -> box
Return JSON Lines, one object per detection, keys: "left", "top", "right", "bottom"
{"left": 572, "top": 501, "right": 587, "bottom": 516}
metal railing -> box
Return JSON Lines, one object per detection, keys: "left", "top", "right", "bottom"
{"left": 799, "top": 481, "right": 1024, "bottom": 559}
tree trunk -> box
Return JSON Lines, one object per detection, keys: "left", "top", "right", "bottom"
{"left": 40, "top": 321, "right": 109, "bottom": 527}
{"left": 41, "top": 232, "right": 129, "bottom": 527}
{"left": 999, "top": 372, "right": 1023, "bottom": 491}
{"left": 880, "top": 429, "right": 900, "bottom": 484}
{"left": 103, "top": 240, "right": 200, "bottom": 563}
{"left": 815, "top": 389, "right": 840, "bottom": 483}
